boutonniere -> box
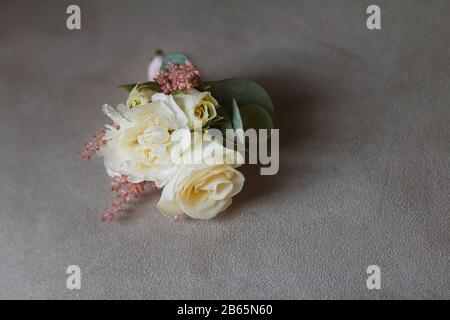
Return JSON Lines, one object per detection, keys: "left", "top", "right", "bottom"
{"left": 80, "top": 51, "right": 274, "bottom": 221}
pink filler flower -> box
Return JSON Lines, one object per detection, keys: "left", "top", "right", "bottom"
{"left": 154, "top": 60, "right": 200, "bottom": 94}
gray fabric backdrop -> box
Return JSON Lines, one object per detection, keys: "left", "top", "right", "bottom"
{"left": 0, "top": 0, "right": 449, "bottom": 299}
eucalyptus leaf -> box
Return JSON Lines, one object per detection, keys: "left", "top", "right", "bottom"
{"left": 118, "top": 83, "right": 136, "bottom": 92}
{"left": 232, "top": 99, "right": 243, "bottom": 130}
{"left": 239, "top": 104, "right": 273, "bottom": 133}
{"left": 160, "top": 52, "right": 188, "bottom": 71}
{"left": 205, "top": 79, "right": 274, "bottom": 116}
{"left": 232, "top": 99, "right": 244, "bottom": 144}
{"left": 118, "top": 81, "right": 161, "bottom": 93}
{"left": 209, "top": 104, "right": 233, "bottom": 133}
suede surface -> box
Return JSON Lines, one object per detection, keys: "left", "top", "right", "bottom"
{"left": 0, "top": 0, "right": 449, "bottom": 299}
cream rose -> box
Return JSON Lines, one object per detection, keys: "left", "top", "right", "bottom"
{"left": 173, "top": 89, "right": 218, "bottom": 129}
{"left": 158, "top": 164, "right": 244, "bottom": 219}
{"left": 100, "top": 93, "right": 190, "bottom": 187}
{"left": 157, "top": 136, "right": 244, "bottom": 219}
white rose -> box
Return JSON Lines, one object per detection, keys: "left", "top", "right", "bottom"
{"left": 173, "top": 89, "right": 218, "bottom": 129}
{"left": 100, "top": 94, "right": 190, "bottom": 187}
{"left": 157, "top": 136, "right": 245, "bottom": 219}
{"left": 158, "top": 164, "right": 245, "bottom": 219}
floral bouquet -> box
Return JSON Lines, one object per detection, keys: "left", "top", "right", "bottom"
{"left": 80, "top": 51, "right": 274, "bottom": 221}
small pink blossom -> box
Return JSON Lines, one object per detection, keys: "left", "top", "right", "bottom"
{"left": 79, "top": 124, "right": 119, "bottom": 160}
{"left": 102, "top": 176, "right": 151, "bottom": 222}
{"left": 154, "top": 60, "right": 200, "bottom": 94}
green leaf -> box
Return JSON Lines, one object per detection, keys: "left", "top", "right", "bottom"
{"left": 232, "top": 99, "right": 244, "bottom": 144}
{"left": 239, "top": 104, "right": 273, "bottom": 133}
{"left": 232, "top": 99, "right": 243, "bottom": 130}
{"left": 205, "top": 79, "right": 274, "bottom": 116}
{"left": 118, "top": 81, "right": 161, "bottom": 93}
{"left": 160, "top": 52, "right": 188, "bottom": 71}
{"left": 209, "top": 104, "right": 233, "bottom": 133}
{"left": 118, "top": 83, "right": 136, "bottom": 92}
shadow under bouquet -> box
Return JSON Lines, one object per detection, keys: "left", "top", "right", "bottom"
{"left": 80, "top": 52, "right": 274, "bottom": 221}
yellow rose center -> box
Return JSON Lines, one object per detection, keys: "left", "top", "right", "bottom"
{"left": 194, "top": 105, "right": 205, "bottom": 119}
{"left": 131, "top": 97, "right": 142, "bottom": 108}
